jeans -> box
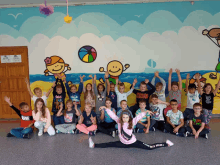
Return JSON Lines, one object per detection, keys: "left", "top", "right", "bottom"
{"left": 53, "top": 115, "right": 65, "bottom": 126}
{"left": 98, "top": 121, "right": 116, "bottom": 136}
{"left": 153, "top": 120, "right": 165, "bottom": 131}
{"left": 136, "top": 119, "right": 156, "bottom": 131}
{"left": 164, "top": 123, "right": 185, "bottom": 136}
{"left": 186, "top": 126, "right": 209, "bottom": 137}
{"left": 183, "top": 108, "right": 194, "bottom": 121}
{"left": 10, "top": 127, "right": 33, "bottom": 138}
{"left": 34, "top": 121, "right": 55, "bottom": 136}
{"left": 55, "top": 124, "right": 76, "bottom": 133}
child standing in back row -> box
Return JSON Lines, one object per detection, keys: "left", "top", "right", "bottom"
{"left": 106, "top": 79, "right": 117, "bottom": 111}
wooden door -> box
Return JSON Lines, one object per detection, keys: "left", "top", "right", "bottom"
{"left": 0, "top": 46, "right": 30, "bottom": 119}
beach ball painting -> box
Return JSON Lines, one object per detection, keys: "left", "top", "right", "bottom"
{"left": 78, "top": 46, "right": 97, "bottom": 63}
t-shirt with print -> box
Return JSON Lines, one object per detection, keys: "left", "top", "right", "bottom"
{"left": 149, "top": 103, "right": 166, "bottom": 121}
{"left": 189, "top": 113, "right": 205, "bottom": 128}
{"left": 108, "top": 91, "right": 117, "bottom": 110}
{"left": 32, "top": 95, "right": 48, "bottom": 106}
{"left": 104, "top": 108, "right": 115, "bottom": 123}
{"left": 169, "top": 90, "right": 181, "bottom": 104}
{"left": 64, "top": 108, "right": 81, "bottom": 124}
{"left": 135, "top": 109, "right": 150, "bottom": 123}
{"left": 186, "top": 90, "right": 200, "bottom": 109}
{"left": 201, "top": 93, "right": 214, "bottom": 110}
{"left": 166, "top": 110, "right": 183, "bottom": 125}
{"left": 94, "top": 83, "right": 107, "bottom": 115}
{"left": 82, "top": 111, "right": 97, "bottom": 127}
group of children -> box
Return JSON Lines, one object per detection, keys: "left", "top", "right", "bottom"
{"left": 4, "top": 69, "right": 220, "bottom": 151}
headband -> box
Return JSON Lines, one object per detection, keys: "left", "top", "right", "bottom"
{"left": 121, "top": 111, "right": 131, "bottom": 117}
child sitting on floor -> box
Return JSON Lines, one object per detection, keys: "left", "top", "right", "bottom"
{"left": 75, "top": 103, "right": 97, "bottom": 136}
{"left": 25, "top": 78, "right": 55, "bottom": 105}
{"left": 4, "top": 96, "right": 34, "bottom": 139}
{"left": 164, "top": 99, "right": 185, "bottom": 137}
{"left": 98, "top": 98, "right": 116, "bottom": 138}
{"left": 55, "top": 100, "right": 81, "bottom": 134}
{"left": 185, "top": 103, "right": 209, "bottom": 139}
{"left": 32, "top": 98, "right": 55, "bottom": 136}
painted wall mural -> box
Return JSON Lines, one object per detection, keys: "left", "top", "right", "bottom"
{"left": 0, "top": 1, "right": 220, "bottom": 113}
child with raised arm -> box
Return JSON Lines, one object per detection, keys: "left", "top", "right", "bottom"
{"left": 183, "top": 73, "right": 200, "bottom": 122}
{"left": 186, "top": 103, "right": 209, "bottom": 139}
{"left": 164, "top": 99, "right": 185, "bottom": 137}
{"left": 64, "top": 76, "right": 84, "bottom": 109}
{"left": 55, "top": 100, "right": 81, "bottom": 134}
{"left": 52, "top": 78, "right": 66, "bottom": 126}
{"left": 93, "top": 73, "right": 108, "bottom": 122}
{"left": 88, "top": 109, "right": 174, "bottom": 149}
{"left": 32, "top": 98, "right": 55, "bottom": 136}
{"left": 164, "top": 69, "right": 182, "bottom": 114}
{"left": 150, "top": 94, "right": 169, "bottom": 131}
{"left": 130, "top": 79, "right": 156, "bottom": 116}
{"left": 136, "top": 100, "right": 155, "bottom": 133}
{"left": 25, "top": 78, "right": 55, "bottom": 105}
{"left": 199, "top": 77, "right": 220, "bottom": 125}
{"left": 115, "top": 78, "right": 136, "bottom": 109}
{"left": 75, "top": 103, "right": 97, "bottom": 136}
{"left": 83, "top": 75, "right": 96, "bottom": 110}
{"left": 106, "top": 78, "right": 117, "bottom": 111}
{"left": 151, "top": 71, "right": 166, "bottom": 102}
{"left": 4, "top": 96, "right": 34, "bottom": 139}
{"left": 98, "top": 98, "right": 116, "bottom": 138}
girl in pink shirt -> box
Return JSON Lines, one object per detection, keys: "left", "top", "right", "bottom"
{"left": 89, "top": 107, "right": 174, "bottom": 149}
{"left": 32, "top": 98, "right": 55, "bottom": 136}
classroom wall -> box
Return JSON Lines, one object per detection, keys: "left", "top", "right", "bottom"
{"left": 0, "top": 1, "right": 220, "bottom": 113}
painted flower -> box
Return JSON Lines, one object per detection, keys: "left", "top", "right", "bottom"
{"left": 44, "top": 57, "right": 52, "bottom": 64}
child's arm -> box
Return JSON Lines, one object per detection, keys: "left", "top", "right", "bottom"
{"left": 145, "top": 116, "right": 150, "bottom": 133}
{"left": 64, "top": 78, "right": 71, "bottom": 96}
{"left": 195, "top": 122, "right": 205, "bottom": 139}
{"left": 168, "top": 68, "right": 172, "bottom": 91}
{"left": 25, "top": 78, "right": 34, "bottom": 98}
{"left": 176, "top": 69, "right": 182, "bottom": 91}
{"left": 103, "top": 72, "right": 108, "bottom": 94}
{"left": 93, "top": 75, "right": 98, "bottom": 95}
{"left": 157, "top": 99, "right": 170, "bottom": 106}
{"left": 90, "top": 114, "right": 97, "bottom": 125}
{"left": 104, "top": 107, "right": 120, "bottom": 123}
{"left": 133, "top": 111, "right": 153, "bottom": 126}
{"left": 173, "top": 118, "right": 184, "bottom": 133}
{"left": 126, "top": 78, "right": 137, "bottom": 96}
{"left": 213, "top": 78, "right": 220, "bottom": 96}
{"left": 4, "top": 96, "right": 21, "bottom": 117}
{"left": 100, "top": 109, "right": 105, "bottom": 121}
{"left": 166, "top": 116, "right": 176, "bottom": 128}
{"left": 53, "top": 78, "right": 59, "bottom": 96}
{"left": 185, "top": 73, "right": 190, "bottom": 93}
{"left": 56, "top": 103, "right": 63, "bottom": 117}
{"left": 151, "top": 73, "right": 156, "bottom": 86}
{"left": 157, "top": 74, "right": 166, "bottom": 91}
{"left": 46, "top": 81, "right": 56, "bottom": 97}
{"left": 74, "top": 103, "right": 81, "bottom": 116}
{"left": 195, "top": 73, "right": 202, "bottom": 95}
{"left": 78, "top": 75, "right": 85, "bottom": 94}
{"left": 115, "top": 79, "right": 120, "bottom": 95}
{"left": 145, "top": 79, "right": 156, "bottom": 95}
{"left": 106, "top": 78, "right": 110, "bottom": 96}
{"left": 61, "top": 79, "right": 66, "bottom": 98}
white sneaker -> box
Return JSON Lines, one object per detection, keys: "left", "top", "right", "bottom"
{"left": 38, "top": 131, "right": 43, "bottom": 136}
{"left": 89, "top": 137, "right": 94, "bottom": 148}
{"left": 112, "top": 131, "right": 116, "bottom": 138}
{"left": 205, "top": 134, "right": 208, "bottom": 139}
{"left": 166, "top": 140, "right": 174, "bottom": 147}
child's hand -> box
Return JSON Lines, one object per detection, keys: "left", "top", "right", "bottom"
{"left": 145, "top": 128, "right": 149, "bottom": 134}
{"left": 63, "top": 78, "right": 67, "bottom": 83}
{"left": 194, "top": 73, "right": 200, "bottom": 80}
{"left": 195, "top": 133, "right": 199, "bottom": 139}
{"left": 59, "top": 103, "right": 63, "bottom": 109}
{"left": 192, "top": 129, "right": 197, "bottom": 135}
{"left": 154, "top": 71, "right": 159, "bottom": 77}
{"left": 4, "top": 96, "right": 10, "bottom": 103}
{"left": 173, "top": 127, "right": 179, "bottom": 133}
{"left": 175, "top": 69, "right": 180, "bottom": 75}
{"left": 80, "top": 75, "right": 85, "bottom": 82}
{"left": 104, "top": 71, "right": 109, "bottom": 79}
{"left": 94, "top": 75, "right": 97, "bottom": 80}
{"left": 186, "top": 73, "right": 190, "bottom": 80}
{"left": 99, "top": 106, "right": 106, "bottom": 111}
{"left": 44, "top": 128, "right": 48, "bottom": 133}
{"left": 89, "top": 75, "right": 93, "bottom": 79}
{"left": 145, "top": 79, "right": 149, "bottom": 84}
{"left": 166, "top": 102, "right": 170, "bottom": 106}
{"left": 169, "top": 68, "right": 173, "bottom": 75}
{"left": 133, "top": 78, "right": 138, "bottom": 84}
{"left": 146, "top": 110, "right": 154, "bottom": 116}
{"left": 25, "top": 77, "right": 29, "bottom": 84}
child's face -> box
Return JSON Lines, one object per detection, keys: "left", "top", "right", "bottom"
{"left": 171, "top": 85, "right": 179, "bottom": 92}
{"left": 140, "top": 84, "right": 147, "bottom": 92}
{"left": 98, "top": 85, "right": 104, "bottom": 93}
{"left": 56, "top": 87, "right": 62, "bottom": 94}
{"left": 189, "top": 88, "right": 196, "bottom": 94}
{"left": 193, "top": 106, "right": 202, "bottom": 114}
{"left": 205, "top": 85, "right": 212, "bottom": 93}
{"left": 170, "top": 102, "right": 178, "bottom": 109}
{"left": 86, "top": 84, "right": 92, "bottom": 91}
{"left": 70, "top": 86, "right": 77, "bottom": 93}
{"left": 36, "top": 101, "right": 43, "bottom": 110}
{"left": 35, "top": 89, "right": 42, "bottom": 97}
{"left": 139, "top": 102, "right": 146, "bottom": 109}
{"left": 105, "top": 100, "right": 112, "bottom": 107}
{"left": 119, "top": 85, "right": 125, "bottom": 93}
{"left": 121, "top": 101, "right": 127, "bottom": 109}
{"left": 21, "top": 105, "right": 30, "bottom": 112}
{"left": 122, "top": 114, "right": 129, "bottom": 123}
{"left": 110, "top": 84, "right": 115, "bottom": 92}
{"left": 151, "top": 98, "right": 158, "bottom": 105}
{"left": 66, "top": 102, "right": 73, "bottom": 109}
{"left": 156, "top": 85, "right": 162, "bottom": 92}
{"left": 85, "top": 105, "right": 92, "bottom": 113}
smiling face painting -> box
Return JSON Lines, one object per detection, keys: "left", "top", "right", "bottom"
{"left": 44, "top": 56, "right": 71, "bottom": 80}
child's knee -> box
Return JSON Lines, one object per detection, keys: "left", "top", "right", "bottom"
{"left": 34, "top": 121, "right": 41, "bottom": 128}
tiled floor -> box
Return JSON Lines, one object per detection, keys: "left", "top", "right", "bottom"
{"left": 0, "top": 119, "right": 220, "bottom": 165}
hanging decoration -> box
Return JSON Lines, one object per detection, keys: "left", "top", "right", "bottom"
{"left": 64, "top": 0, "right": 72, "bottom": 23}
{"left": 39, "top": 0, "right": 54, "bottom": 16}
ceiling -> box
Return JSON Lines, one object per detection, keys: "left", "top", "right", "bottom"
{"left": 0, "top": 0, "right": 208, "bottom": 8}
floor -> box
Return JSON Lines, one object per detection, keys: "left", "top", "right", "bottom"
{"left": 1, "top": 119, "right": 220, "bottom": 165}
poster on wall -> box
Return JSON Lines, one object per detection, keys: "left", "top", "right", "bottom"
{"left": 1, "top": 55, "right": 22, "bottom": 63}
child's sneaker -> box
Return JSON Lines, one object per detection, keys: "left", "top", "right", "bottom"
{"left": 75, "top": 129, "right": 82, "bottom": 134}
{"left": 89, "top": 137, "right": 95, "bottom": 148}
{"left": 68, "top": 130, "right": 75, "bottom": 134}
{"left": 149, "top": 127, "right": 155, "bottom": 132}
{"left": 56, "top": 130, "right": 61, "bottom": 134}
{"left": 137, "top": 129, "right": 144, "bottom": 133}
{"left": 185, "top": 131, "right": 192, "bottom": 137}
{"left": 23, "top": 133, "right": 31, "bottom": 139}
{"left": 38, "top": 130, "right": 43, "bottom": 136}
{"left": 176, "top": 133, "right": 185, "bottom": 137}
{"left": 6, "top": 133, "right": 15, "bottom": 137}
{"left": 89, "top": 131, "right": 95, "bottom": 136}
{"left": 112, "top": 131, "right": 116, "bottom": 138}
{"left": 163, "top": 129, "right": 168, "bottom": 133}
{"left": 166, "top": 140, "right": 174, "bottom": 147}
{"left": 205, "top": 134, "right": 208, "bottom": 139}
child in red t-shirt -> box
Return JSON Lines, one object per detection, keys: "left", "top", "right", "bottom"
{"left": 4, "top": 96, "right": 34, "bottom": 139}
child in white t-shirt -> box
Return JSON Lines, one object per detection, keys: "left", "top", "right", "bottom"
{"left": 25, "top": 78, "right": 55, "bottom": 106}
